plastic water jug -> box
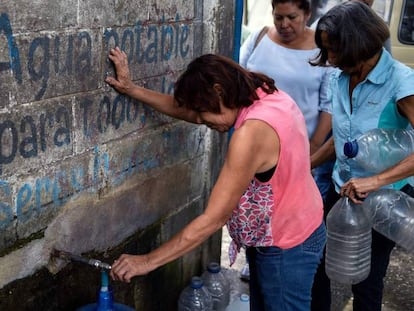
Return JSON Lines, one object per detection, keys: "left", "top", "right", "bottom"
{"left": 178, "top": 276, "right": 213, "bottom": 311}
{"left": 76, "top": 271, "right": 135, "bottom": 311}
{"left": 325, "top": 197, "right": 372, "bottom": 284}
{"left": 344, "top": 128, "right": 414, "bottom": 174}
{"left": 225, "top": 293, "right": 249, "bottom": 311}
{"left": 201, "top": 262, "right": 229, "bottom": 311}
{"left": 362, "top": 189, "right": 414, "bottom": 252}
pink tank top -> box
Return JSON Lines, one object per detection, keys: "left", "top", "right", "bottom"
{"left": 226, "top": 88, "right": 323, "bottom": 265}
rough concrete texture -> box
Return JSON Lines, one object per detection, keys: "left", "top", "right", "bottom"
{"left": 0, "top": 0, "right": 234, "bottom": 309}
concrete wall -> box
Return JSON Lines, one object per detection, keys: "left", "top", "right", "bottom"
{"left": 0, "top": 0, "right": 234, "bottom": 310}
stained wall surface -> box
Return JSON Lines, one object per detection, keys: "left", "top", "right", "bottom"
{"left": 0, "top": 1, "right": 234, "bottom": 310}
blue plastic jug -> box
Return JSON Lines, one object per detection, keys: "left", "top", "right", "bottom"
{"left": 76, "top": 271, "right": 135, "bottom": 311}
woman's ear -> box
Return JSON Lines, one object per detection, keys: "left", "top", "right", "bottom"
{"left": 213, "top": 83, "right": 223, "bottom": 96}
{"left": 305, "top": 11, "right": 311, "bottom": 23}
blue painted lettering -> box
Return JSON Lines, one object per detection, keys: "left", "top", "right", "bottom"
{"left": 28, "top": 37, "right": 50, "bottom": 100}
{"left": 0, "top": 109, "right": 71, "bottom": 174}
{"left": 0, "top": 180, "right": 12, "bottom": 229}
{"left": 0, "top": 13, "right": 22, "bottom": 82}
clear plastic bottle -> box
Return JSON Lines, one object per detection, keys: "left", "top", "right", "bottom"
{"left": 178, "top": 276, "right": 213, "bottom": 311}
{"left": 362, "top": 189, "right": 414, "bottom": 253}
{"left": 325, "top": 197, "right": 372, "bottom": 284}
{"left": 201, "top": 262, "right": 229, "bottom": 311}
{"left": 343, "top": 128, "right": 414, "bottom": 174}
{"left": 225, "top": 293, "right": 249, "bottom": 311}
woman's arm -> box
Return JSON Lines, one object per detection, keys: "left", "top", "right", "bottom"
{"left": 311, "top": 135, "right": 336, "bottom": 169}
{"left": 110, "top": 120, "right": 279, "bottom": 282}
{"left": 239, "top": 29, "right": 256, "bottom": 68}
{"left": 310, "top": 111, "right": 332, "bottom": 155}
{"left": 311, "top": 65, "right": 335, "bottom": 154}
{"left": 105, "top": 47, "right": 199, "bottom": 123}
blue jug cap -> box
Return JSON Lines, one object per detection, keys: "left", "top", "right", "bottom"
{"left": 344, "top": 140, "right": 358, "bottom": 158}
{"left": 207, "top": 262, "right": 221, "bottom": 273}
{"left": 190, "top": 276, "right": 204, "bottom": 289}
{"left": 240, "top": 294, "right": 249, "bottom": 302}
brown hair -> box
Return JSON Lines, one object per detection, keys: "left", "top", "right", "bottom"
{"left": 174, "top": 54, "right": 277, "bottom": 113}
{"left": 311, "top": 1, "right": 389, "bottom": 68}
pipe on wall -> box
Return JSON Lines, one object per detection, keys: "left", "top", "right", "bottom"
{"left": 233, "top": 0, "right": 244, "bottom": 62}
{"left": 228, "top": 0, "right": 244, "bottom": 141}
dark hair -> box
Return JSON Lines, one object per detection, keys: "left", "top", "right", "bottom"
{"left": 311, "top": 1, "right": 389, "bottom": 68}
{"left": 271, "top": 0, "right": 311, "bottom": 14}
{"left": 174, "top": 54, "right": 277, "bottom": 113}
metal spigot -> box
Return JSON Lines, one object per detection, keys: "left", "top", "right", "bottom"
{"left": 52, "top": 249, "right": 112, "bottom": 270}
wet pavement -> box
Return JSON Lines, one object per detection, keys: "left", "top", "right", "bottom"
{"left": 221, "top": 228, "right": 414, "bottom": 310}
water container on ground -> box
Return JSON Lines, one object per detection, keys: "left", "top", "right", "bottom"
{"left": 76, "top": 271, "right": 135, "bottom": 311}
{"left": 201, "top": 262, "right": 229, "bottom": 311}
{"left": 178, "top": 276, "right": 213, "bottom": 311}
{"left": 225, "top": 293, "right": 249, "bottom": 311}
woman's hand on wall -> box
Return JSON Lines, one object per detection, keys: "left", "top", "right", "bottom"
{"left": 105, "top": 47, "right": 135, "bottom": 95}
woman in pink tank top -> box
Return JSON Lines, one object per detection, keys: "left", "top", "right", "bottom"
{"left": 106, "top": 49, "right": 325, "bottom": 311}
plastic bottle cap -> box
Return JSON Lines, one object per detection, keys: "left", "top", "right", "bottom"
{"left": 240, "top": 294, "right": 249, "bottom": 302}
{"left": 344, "top": 140, "right": 358, "bottom": 158}
{"left": 207, "top": 262, "right": 221, "bottom": 273}
{"left": 190, "top": 276, "right": 204, "bottom": 289}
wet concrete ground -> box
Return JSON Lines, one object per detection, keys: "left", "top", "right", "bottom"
{"left": 221, "top": 228, "right": 414, "bottom": 310}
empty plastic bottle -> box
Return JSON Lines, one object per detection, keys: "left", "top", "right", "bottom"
{"left": 178, "top": 276, "right": 213, "bottom": 311}
{"left": 201, "top": 262, "right": 229, "bottom": 311}
{"left": 225, "top": 293, "right": 249, "bottom": 311}
{"left": 325, "top": 197, "right": 372, "bottom": 284}
{"left": 362, "top": 189, "right": 414, "bottom": 253}
{"left": 343, "top": 128, "right": 414, "bottom": 174}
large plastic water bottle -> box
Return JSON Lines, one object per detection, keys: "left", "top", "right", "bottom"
{"left": 76, "top": 271, "right": 135, "bottom": 311}
{"left": 325, "top": 197, "right": 372, "bottom": 284}
{"left": 178, "top": 276, "right": 213, "bottom": 311}
{"left": 201, "top": 262, "right": 229, "bottom": 311}
{"left": 362, "top": 189, "right": 414, "bottom": 253}
{"left": 225, "top": 293, "right": 249, "bottom": 311}
{"left": 343, "top": 128, "right": 414, "bottom": 174}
